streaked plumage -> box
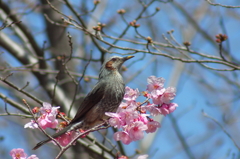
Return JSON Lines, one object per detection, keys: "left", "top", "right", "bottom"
{"left": 33, "top": 56, "right": 134, "bottom": 150}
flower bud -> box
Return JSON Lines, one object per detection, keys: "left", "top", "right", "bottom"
{"left": 94, "top": 0, "right": 100, "bottom": 5}
{"left": 215, "top": 34, "right": 228, "bottom": 43}
{"left": 121, "top": 66, "right": 127, "bottom": 72}
{"left": 32, "top": 107, "right": 40, "bottom": 114}
{"left": 167, "top": 29, "right": 174, "bottom": 34}
{"left": 156, "top": 7, "right": 160, "bottom": 11}
{"left": 60, "top": 121, "right": 68, "bottom": 128}
{"left": 183, "top": 41, "right": 191, "bottom": 46}
{"left": 117, "top": 9, "right": 126, "bottom": 14}
{"left": 146, "top": 36, "right": 153, "bottom": 43}
{"left": 84, "top": 77, "right": 91, "bottom": 82}
{"left": 134, "top": 24, "right": 140, "bottom": 28}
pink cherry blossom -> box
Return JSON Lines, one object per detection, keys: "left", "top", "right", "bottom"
{"left": 124, "top": 86, "right": 139, "bottom": 101}
{"left": 108, "top": 76, "right": 178, "bottom": 145}
{"left": 25, "top": 102, "right": 60, "bottom": 130}
{"left": 159, "top": 103, "right": 178, "bottom": 116}
{"left": 10, "top": 148, "right": 27, "bottom": 159}
{"left": 24, "top": 120, "right": 38, "bottom": 129}
{"left": 27, "top": 155, "right": 39, "bottom": 159}
{"left": 114, "top": 131, "right": 132, "bottom": 144}
{"left": 136, "top": 114, "right": 149, "bottom": 124}
{"left": 149, "top": 89, "right": 166, "bottom": 105}
{"left": 120, "top": 108, "right": 139, "bottom": 125}
{"left": 118, "top": 156, "right": 128, "bottom": 159}
{"left": 161, "top": 87, "right": 176, "bottom": 104}
{"left": 141, "top": 104, "right": 161, "bottom": 116}
{"left": 146, "top": 121, "right": 161, "bottom": 133}
{"left": 150, "top": 87, "right": 176, "bottom": 105}
{"left": 40, "top": 102, "right": 59, "bottom": 117}
{"left": 147, "top": 76, "right": 165, "bottom": 92}
{"left": 118, "top": 100, "right": 139, "bottom": 116}
{"left": 150, "top": 88, "right": 166, "bottom": 99}
{"left": 136, "top": 154, "right": 149, "bottom": 159}
{"left": 128, "top": 121, "right": 148, "bottom": 141}
{"left": 117, "top": 101, "right": 138, "bottom": 113}
{"left": 9, "top": 149, "right": 39, "bottom": 159}
{"left": 55, "top": 131, "right": 79, "bottom": 146}
{"left": 37, "top": 113, "right": 58, "bottom": 129}
{"left": 105, "top": 112, "right": 124, "bottom": 129}
{"left": 106, "top": 106, "right": 139, "bottom": 128}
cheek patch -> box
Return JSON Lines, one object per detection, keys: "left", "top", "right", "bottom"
{"left": 105, "top": 61, "right": 115, "bottom": 70}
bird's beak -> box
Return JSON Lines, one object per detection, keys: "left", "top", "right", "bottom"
{"left": 123, "top": 56, "right": 134, "bottom": 61}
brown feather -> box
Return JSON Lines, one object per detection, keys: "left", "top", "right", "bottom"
{"left": 105, "top": 61, "right": 115, "bottom": 70}
{"left": 70, "top": 81, "right": 106, "bottom": 124}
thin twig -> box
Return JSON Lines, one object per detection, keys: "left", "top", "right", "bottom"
{"left": 205, "top": 0, "right": 240, "bottom": 8}
{"left": 0, "top": 67, "right": 98, "bottom": 79}
{"left": 55, "top": 122, "right": 111, "bottom": 159}
{"left": 0, "top": 93, "right": 29, "bottom": 113}
{"left": 22, "top": 99, "right": 62, "bottom": 150}
{"left": 0, "top": 75, "right": 43, "bottom": 104}
{"left": 0, "top": 113, "right": 31, "bottom": 118}
{"left": 202, "top": 110, "right": 240, "bottom": 150}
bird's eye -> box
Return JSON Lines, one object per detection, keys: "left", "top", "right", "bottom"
{"left": 112, "top": 58, "right": 117, "bottom": 61}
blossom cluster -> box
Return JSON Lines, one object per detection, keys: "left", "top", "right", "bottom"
{"left": 106, "top": 76, "right": 178, "bottom": 144}
{"left": 24, "top": 76, "right": 178, "bottom": 147}
{"left": 24, "top": 102, "right": 59, "bottom": 130}
{"left": 53, "top": 130, "right": 79, "bottom": 147}
{"left": 10, "top": 148, "right": 38, "bottom": 159}
{"left": 24, "top": 102, "right": 73, "bottom": 146}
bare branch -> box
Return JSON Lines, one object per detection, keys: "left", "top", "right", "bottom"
{"left": 205, "top": 0, "right": 240, "bottom": 8}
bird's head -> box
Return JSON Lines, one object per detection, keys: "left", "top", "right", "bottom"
{"left": 105, "top": 56, "right": 134, "bottom": 71}
{"left": 99, "top": 56, "right": 134, "bottom": 79}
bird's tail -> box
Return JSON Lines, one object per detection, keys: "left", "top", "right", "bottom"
{"left": 32, "top": 124, "right": 72, "bottom": 150}
{"left": 32, "top": 139, "right": 51, "bottom": 150}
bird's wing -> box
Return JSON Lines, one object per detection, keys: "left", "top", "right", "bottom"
{"left": 70, "top": 80, "right": 106, "bottom": 124}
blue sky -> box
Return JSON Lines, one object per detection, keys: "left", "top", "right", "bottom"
{"left": 1, "top": 0, "right": 240, "bottom": 159}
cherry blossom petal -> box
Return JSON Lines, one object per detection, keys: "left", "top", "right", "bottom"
{"left": 159, "top": 103, "right": 178, "bottom": 116}
{"left": 136, "top": 154, "right": 149, "bottom": 159}
{"left": 128, "top": 121, "right": 148, "bottom": 141}
{"left": 27, "top": 155, "right": 39, "bottom": 159}
{"left": 114, "top": 131, "right": 132, "bottom": 144}
{"left": 161, "top": 87, "right": 176, "bottom": 104}
{"left": 24, "top": 120, "right": 38, "bottom": 129}
{"left": 147, "top": 76, "right": 165, "bottom": 92}
{"left": 124, "top": 87, "right": 139, "bottom": 101}
{"left": 10, "top": 148, "right": 27, "bottom": 159}
{"left": 146, "top": 121, "right": 161, "bottom": 133}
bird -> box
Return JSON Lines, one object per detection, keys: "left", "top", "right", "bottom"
{"left": 33, "top": 55, "right": 134, "bottom": 150}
